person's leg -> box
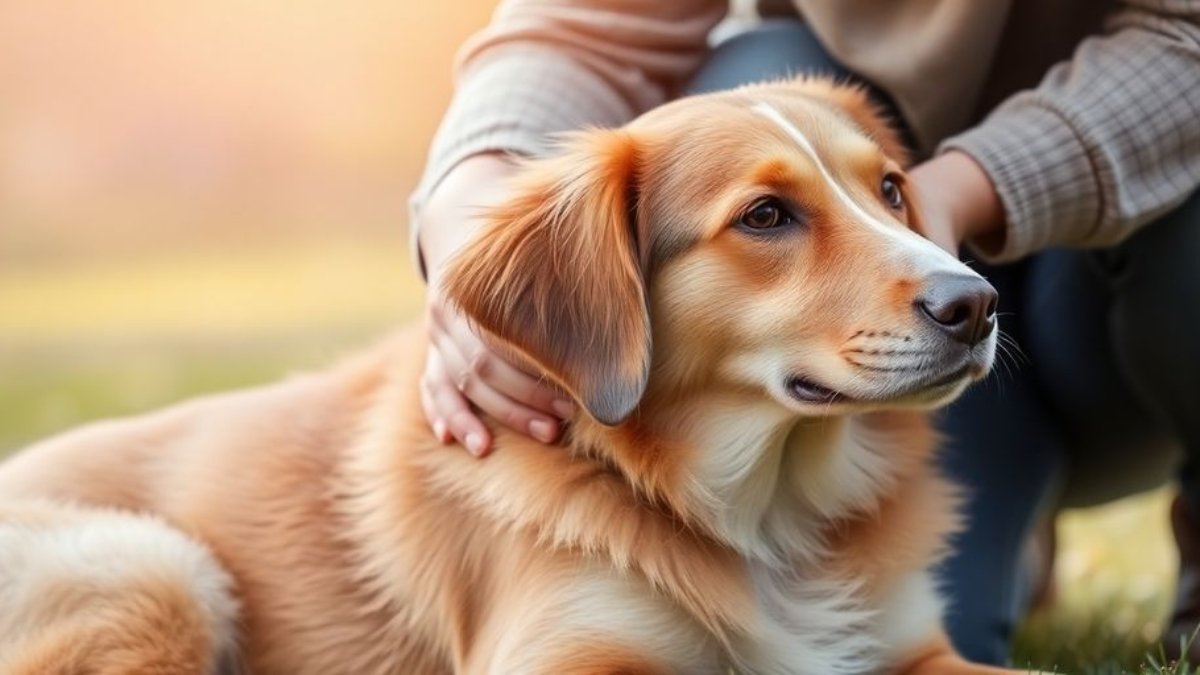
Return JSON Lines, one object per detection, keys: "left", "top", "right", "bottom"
{"left": 1105, "top": 190, "right": 1200, "bottom": 514}
{"left": 686, "top": 20, "right": 857, "bottom": 95}
{"left": 1021, "top": 250, "right": 1178, "bottom": 511}
{"left": 941, "top": 217, "right": 1188, "bottom": 663}
{"left": 1014, "top": 191, "right": 1200, "bottom": 658}
{"left": 1101, "top": 190, "right": 1200, "bottom": 654}
{"left": 684, "top": 19, "right": 909, "bottom": 140}
{"left": 945, "top": 193, "right": 1200, "bottom": 664}
{"left": 947, "top": 211, "right": 1193, "bottom": 663}
{"left": 935, "top": 263, "right": 1068, "bottom": 665}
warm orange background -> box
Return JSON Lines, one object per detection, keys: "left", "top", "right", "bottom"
{"left": 1, "top": 1, "right": 493, "bottom": 265}
{"left": 0, "top": 1, "right": 496, "bottom": 450}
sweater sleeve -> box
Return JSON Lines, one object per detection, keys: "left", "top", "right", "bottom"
{"left": 939, "top": 0, "right": 1200, "bottom": 263}
{"left": 411, "top": 0, "right": 725, "bottom": 217}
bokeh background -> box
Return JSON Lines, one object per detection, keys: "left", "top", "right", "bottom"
{"left": 0, "top": 2, "right": 1178, "bottom": 670}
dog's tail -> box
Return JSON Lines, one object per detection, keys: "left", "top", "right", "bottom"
{"left": 0, "top": 500, "right": 239, "bottom": 675}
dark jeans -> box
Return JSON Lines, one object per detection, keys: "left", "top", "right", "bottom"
{"left": 686, "top": 19, "right": 1200, "bottom": 665}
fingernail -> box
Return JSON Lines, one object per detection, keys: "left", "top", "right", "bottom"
{"left": 551, "top": 398, "right": 575, "bottom": 418}
{"left": 529, "top": 419, "right": 556, "bottom": 443}
{"left": 465, "top": 433, "right": 485, "bottom": 456}
{"left": 432, "top": 419, "right": 448, "bottom": 443}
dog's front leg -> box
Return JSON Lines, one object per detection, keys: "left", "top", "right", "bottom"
{"left": 460, "top": 565, "right": 726, "bottom": 675}
{"left": 877, "top": 571, "right": 1050, "bottom": 675}
{"left": 892, "top": 634, "right": 1050, "bottom": 675}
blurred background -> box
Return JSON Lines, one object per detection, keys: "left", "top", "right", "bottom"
{"left": 0, "top": 1, "right": 1177, "bottom": 670}
{"left": 0, "top": 0, "right": 472, "bottom": 446}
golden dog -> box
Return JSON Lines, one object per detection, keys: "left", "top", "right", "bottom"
{"left": 0, "top": 78, "right": 1034, "bottom": 674}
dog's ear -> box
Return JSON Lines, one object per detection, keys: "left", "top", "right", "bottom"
{"left": 443, "top": 130, "right": 649, "bottom": 426}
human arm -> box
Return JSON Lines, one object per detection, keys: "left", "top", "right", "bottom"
{"left": 909, "top": 151, "right": 1005, "bottom": 255}
{"left": 413, "top": 0, "right": 726, "bottom": 454}
{"left": 934, "top": 0, "right": 1200, "bottom": 263}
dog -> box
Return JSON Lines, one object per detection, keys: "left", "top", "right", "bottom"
{"left": 0, "top": 77, "right": 1033, "bottom": 674}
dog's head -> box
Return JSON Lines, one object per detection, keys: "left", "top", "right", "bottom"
{"left": 444, "top": 79, "right": 997, "bottom": 426}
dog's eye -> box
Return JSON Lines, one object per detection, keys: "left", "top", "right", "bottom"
{"left": 739, "top": 198, "right": 795, "bottom": 230}
{"left": 881, "top": 175, "right": 904, "bottom": 210}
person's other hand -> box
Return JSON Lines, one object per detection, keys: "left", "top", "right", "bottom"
{"left": 907, "top": 151, "right": 1005, "bottom": 256}
{"left": 417, "top": 154, "right": 574, "bottom": 457}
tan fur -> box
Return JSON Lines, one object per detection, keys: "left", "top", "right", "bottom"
{"left": 2, "top": 578, "right": 222, "bottom": 675}
{"left": 0, "top": 78, "right": 1027, "bottom": 674}
{"left": 894, "top": 634, "right": 1036, "bottom": 675}
{"left": 0, "top": 501, "right": 237, "bottom": 674}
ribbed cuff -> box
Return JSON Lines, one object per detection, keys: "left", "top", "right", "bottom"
{"left": 939, "top": 103, "right": 1102, "bottom": 264}
{"left": 408, "top": 46, "right": 636, "bottom": 277}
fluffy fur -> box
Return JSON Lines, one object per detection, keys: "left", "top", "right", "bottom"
{"left": 0, "top": 78, "right": 1039, "bottom": 674}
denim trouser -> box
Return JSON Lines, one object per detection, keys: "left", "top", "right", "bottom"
{"left": 685, "top": 19, "right": 1200, "bottom": 664}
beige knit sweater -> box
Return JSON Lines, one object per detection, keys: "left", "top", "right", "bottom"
{"left": 413, "top": 0, "right": 1200, "bottom": 263}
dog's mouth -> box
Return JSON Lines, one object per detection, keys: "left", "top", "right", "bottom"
{"left": 785, "top": 363, "right": 976, "bottom": 407}
{"left": 916, "top": 364, "right": 974, "bottom": 390}
{"left": 785, "top": 376, "right": 849, "bottom": 404}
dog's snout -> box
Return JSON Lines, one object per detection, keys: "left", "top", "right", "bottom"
{"left": 915, "top": 273, "right": 998, "bottom": 346}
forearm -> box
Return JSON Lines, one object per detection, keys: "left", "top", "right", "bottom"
{"left": 414, "top": 153, "right": 519, "bottom": 283}
{"left": 413, "top": 0, "right": 724, "bottom": 211}
{"left": 409, "top": 0, "right": 726, "bottom": 280}
{"left": 939, "top": 0, "right": 1200, "bottom": 262}
{"left": 909, "top": 152, "right": 1005, "bottom": 253}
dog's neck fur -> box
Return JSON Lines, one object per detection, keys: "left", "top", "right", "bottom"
{"left": 563, "top": 388, "right": 919, "bottom": 671}
{"left": 345, "top": 348, "right": 930, "bottom": 666}
{"left": 571, "top": 386, "right": 904, "bottom": 569}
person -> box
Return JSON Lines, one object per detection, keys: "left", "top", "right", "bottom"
{"left": 409, "top": 0, "right": 1200, "bottom": 665}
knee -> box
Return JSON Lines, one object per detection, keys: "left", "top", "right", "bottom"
{"left": 1108, "top": 190, "right": 1200, "bottom": 418}
{"left": 685, "top": 20, "right": 843, "bottom": 95}
{"left": 1109, "top": 190, "right": 1200, "bottom": 326}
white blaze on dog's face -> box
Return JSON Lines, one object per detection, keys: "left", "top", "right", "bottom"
{"left": 446, "top": 79, "right": 998, "bottom": 424}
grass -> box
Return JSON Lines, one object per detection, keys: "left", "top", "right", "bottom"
{"left": 0, "top": 237, "right": 1187, "bottom": 673}
{"left": 1010, "top": 492, "right": 1180, "bottom": 674}
{"left": 0, "top": 236, "right": 423, "bottom": 450}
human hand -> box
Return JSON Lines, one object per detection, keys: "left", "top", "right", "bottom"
{"left": 907, "top": 151, "right": 1005, "bottom": 256}
{"left": 417, "top": 154, "right": 575, "bottom": 457}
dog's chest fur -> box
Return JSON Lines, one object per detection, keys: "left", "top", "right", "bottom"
{"left": 340, "top": 377, "right": 953, "bottom": 675}
{"left": 677, "top": 400, "right": 920, "bottom": 673}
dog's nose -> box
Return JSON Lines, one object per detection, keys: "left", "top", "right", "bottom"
{"left": 915, "top": 273, "right": 998, "bottom": 345}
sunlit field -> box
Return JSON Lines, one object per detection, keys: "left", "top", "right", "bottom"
{"left": 0, "top": 237, "right": 423, "bottom": 451}
{"left": 0, "top": 2, "right": 1185, "bottom": 672}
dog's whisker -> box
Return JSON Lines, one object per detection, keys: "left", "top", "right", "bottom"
{"left": 997, "top": 330, "right": 1029, "bottom": 365}
{"left": 989, "top": 333, "right": 1025, "bottom": 392}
